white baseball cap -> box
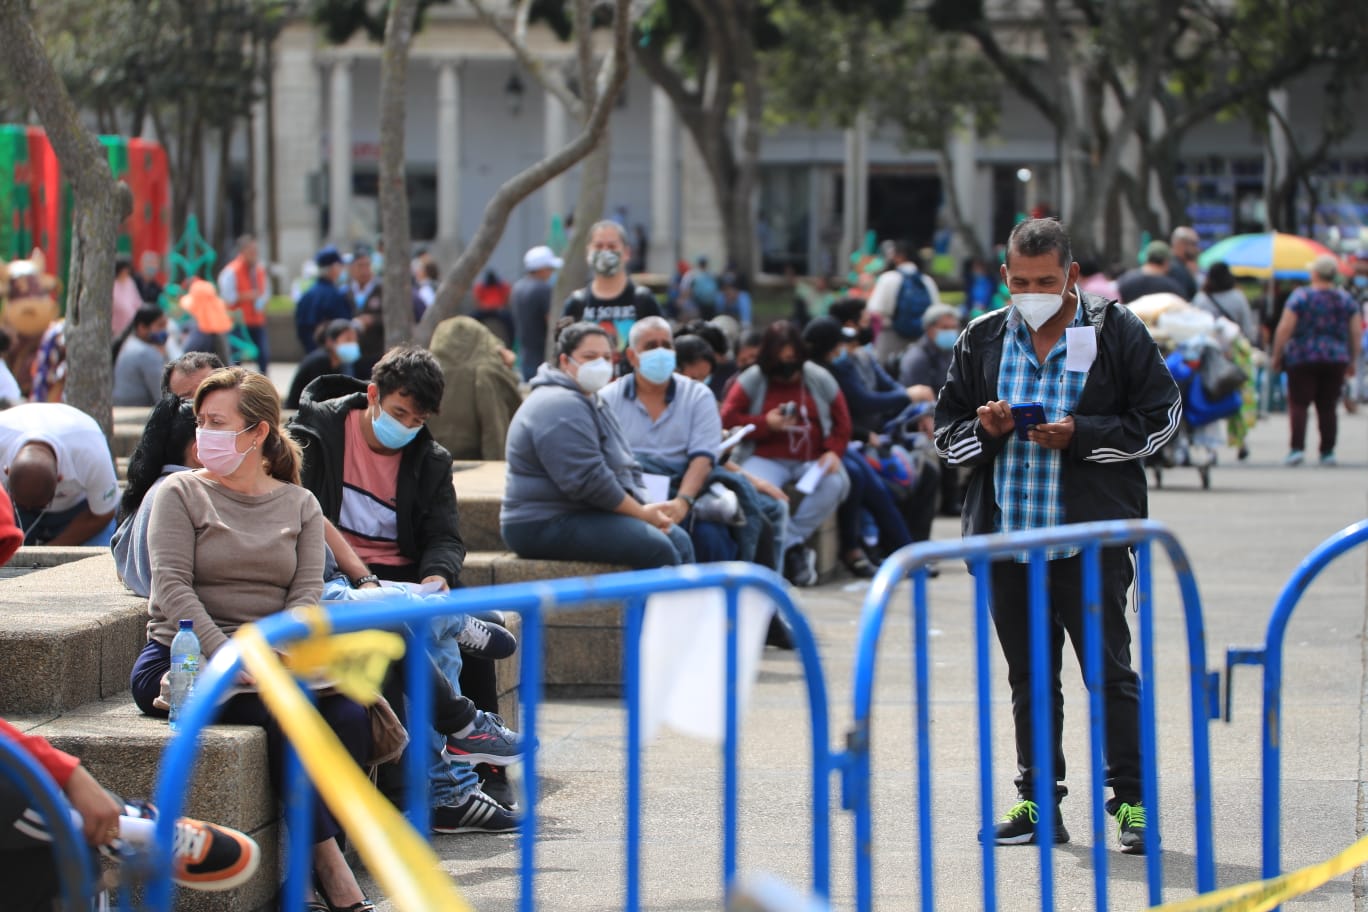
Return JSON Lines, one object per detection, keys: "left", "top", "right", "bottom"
{"left": 524, "top": 245, "right": 564, "bottom": 272}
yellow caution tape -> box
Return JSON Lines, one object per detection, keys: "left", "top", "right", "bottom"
{"left": 1149, "top": 832, "right": 1368, "bottom": 912}
{"left": 280, "top": 605, "right": 406, "bottom": 707}
{"left": 236, "top": 624, "right": 474, "bottom": 912}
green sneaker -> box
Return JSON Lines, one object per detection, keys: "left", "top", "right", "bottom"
{"left": 980, "top": 799, "right": 1069, "bottom": 846}
{"left": 1115, "top": 802, "right": 1147, "bottom": 854}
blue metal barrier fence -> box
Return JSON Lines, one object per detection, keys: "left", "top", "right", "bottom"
{"left": 144, "top": 562, "right": 837, "bottom": 911}
{"left": 0, "top": 735, "right": 98, "bottom": 912}
{"left": 1224, "top": 518, "right": 1368, "bottom": 887}
{"left": 846, "top": 520, "right": 1220, "bottom": 912}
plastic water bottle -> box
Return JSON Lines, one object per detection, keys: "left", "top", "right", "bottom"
{"left": 168, "top": 620, "right": 201, "bottom": 732}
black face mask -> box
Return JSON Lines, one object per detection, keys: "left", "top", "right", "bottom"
{"left": 856, "top": 327, "right": 874, "bottom": 346}
{"left": 775, "top": 361, "right": 801, "bottom": 380}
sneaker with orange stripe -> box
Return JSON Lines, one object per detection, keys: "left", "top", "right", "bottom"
{"left": 172, "top": 817, "right": 261, "bottom": 892}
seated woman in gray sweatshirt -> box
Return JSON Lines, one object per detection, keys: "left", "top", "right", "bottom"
{"left": 501, "top": 322, "right": 695, "bottom": 568}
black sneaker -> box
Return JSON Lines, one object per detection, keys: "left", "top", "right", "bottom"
{"left": 980, "top": 799, "right": 1069, "bottom": 846}
{"left": 170, "top": 817, "right": 262, "bottom": 891}
{"left": 431, "top": 789, "right": 517, "bottom": 835}
{"left": 477, "top": 763, "right": 519, "bottom": 812}
{"left": 783, "top": 546, "right": 818, "bottom": 587}
{"left": 765, "top": 614, "right": 796, "bottom": 650}
{"left": 455, "top": 614, "right": 517, "bottom": 660}
{"left": 445, "top": 711, "right": 524, "bottom": 765}
{"left": 1115, "top": 802, "right": 1147, "bottom": 854}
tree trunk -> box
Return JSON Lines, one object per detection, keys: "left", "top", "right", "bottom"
{"left": 264, "top": 39, "right": 280, "bottom": 281}
{"left": 415, "top": 0, "right": 632, "bottom": 347}
{"left": 547, "top": 124, "right": 611, "bottom": 360}
{"left": 935, "top": 146, "right": 987, "bottom": 264}
{"left": 212, "top": 121, "right": 233, "bottom": 254}
{"left": 379, "top": 0, "right": 420, "bottom": 347}
{"left": 0, "top": 0, "right": 130, "bottom": 438}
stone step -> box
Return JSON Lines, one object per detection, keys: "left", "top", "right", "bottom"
{"left": 0, "top": 548, "right": 148, "bottom": 715}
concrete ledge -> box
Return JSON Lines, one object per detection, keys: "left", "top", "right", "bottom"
{"left": 0, "top": 551, "right": 147, "bottom": 714}
{"left": 22, "top": 699, "right": 279, "bottom": 912}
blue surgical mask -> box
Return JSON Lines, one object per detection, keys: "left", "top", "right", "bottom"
{"left": 1355, "top": 275, "right": 1368, "bottom": 289}
{"left": 833, "top": 351, "right": 852, "bottom": 367}
{"left": 147, "top": 330, "right": 169, "bottom": 346}
{"left": 934, "top": 328, "right": 959, "bottom": 351}
{"left": 371, "top": 405, "right": 421, "bottom": 450}
{"left": 637, "top": 347, "right": 676, "bottom": 384}
{"left": 335, "top": 341, "right": 361, "bottom": 365}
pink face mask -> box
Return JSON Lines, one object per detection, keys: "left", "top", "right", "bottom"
{"left": 195, "top": 427, "right": 254, "bottom": 476}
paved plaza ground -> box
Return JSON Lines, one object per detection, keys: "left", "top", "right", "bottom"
{"left": 337, "top": 398, "right": 1366, "bottom": 911}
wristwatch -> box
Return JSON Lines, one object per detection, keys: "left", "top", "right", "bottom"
{"left": 351, "top": 573, "right": 380, "bottom": 588}
{"left": 679, "top": 492, "right": 698, "bottom": 508}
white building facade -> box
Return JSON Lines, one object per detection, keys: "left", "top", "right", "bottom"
{"left": 255, "top": 10, "right": 1368, "bottom": 283}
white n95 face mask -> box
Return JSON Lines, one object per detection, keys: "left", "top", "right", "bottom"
{"left": 573, "top": 357, "right": 614, "bottom": 394}
{"left": 1012, "top": 292, "right": 1064, "bottom": 331}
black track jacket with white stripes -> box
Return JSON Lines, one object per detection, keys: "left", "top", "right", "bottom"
{"left": 933, "top": 290, "right": 1180, "bottom": 541}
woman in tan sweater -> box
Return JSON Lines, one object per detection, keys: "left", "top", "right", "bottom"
{"left": 128, "top": 367, "right": 376, "bottom": 912}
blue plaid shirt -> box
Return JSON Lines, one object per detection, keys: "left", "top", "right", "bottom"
{"left": 994, "top": 305, "right": 1090, "bottom": 560}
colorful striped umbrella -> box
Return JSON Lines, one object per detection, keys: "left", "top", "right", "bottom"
{"left": 1198, "top": 232, "right": 1346, "bottom": 280}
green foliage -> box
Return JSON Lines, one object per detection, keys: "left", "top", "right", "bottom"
{"left": 765, "top": 3, "right": 1000, "bottom": 148}
{"left": 310, "top": 0, "right": 575, "bottom": 45}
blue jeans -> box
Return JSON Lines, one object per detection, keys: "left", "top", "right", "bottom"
{"left": 741, "top": 456, "right": 849, "bottom": 553}
{"left": 838, "top": 452, "right": 912, "bottom": 555}
{"left": 690, "top": 519, "right": 738, "bottom": 562}
{"left": 503, "top": 510, "right": 696, "bottom": 568}
{"left": 16, "top": 500, "right": 115, "bottom": 546}
{"left": 322, "top": 579, "right": 481, "bottom": 806}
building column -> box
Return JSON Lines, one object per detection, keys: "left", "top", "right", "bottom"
{"left": 436, "top": 60, "right": 462, "bottom": 258}
{"left": 271, "top": 33, "right": 322, "bottom": 282}
{"left": 842, "top": 109, "right": 869, "bottom": 259}
{"left": 328, "top": 58, "right": 353, "bottom": 244}
{"left": 251, "top": 97, "right": 270, "bottom": 264}
{"left": 649, "top": 86, "right": 676, "bottom": 273}
{"left": 543, "top": 88, "right": 567, "bottom": 238}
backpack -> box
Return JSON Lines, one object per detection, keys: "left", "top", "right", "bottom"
{"left": 892, "top": 271, "right": 932, "bottom": 339}
{"left": 689, "top": 270, "right": 719, "bottom": 315}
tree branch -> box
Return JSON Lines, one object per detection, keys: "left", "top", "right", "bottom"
{"left": 960, "top": 19, "right": 1063, "bottom": 129}
{"left": 379, "top": 0, "right": 419, "bottom": 346}
{"left": 468, "top": 0, "right": 583, "bottom": 117}
{"left": 415, "top": 0, "right": 632, "bottom": 346}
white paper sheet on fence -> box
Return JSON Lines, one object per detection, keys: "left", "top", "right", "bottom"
{"left": 638, "top": 587, "right": 776, "bottom": 744}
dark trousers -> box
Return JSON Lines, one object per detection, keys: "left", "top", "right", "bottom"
{"left": 130, "top": 639, "right": 372, "bottom": 843}
{"left": 838, "top": 452, "right": 913, "bottom": 556}
{"left": 241, "top": 324, "right": 270, "bottom": 374}
{"left": 0, "top": 775, "right": 101, "bottom": 911}
{"left": 1286, "top": 361, "right": 1347, "bottom": 455}
{"left": 988, "top": 549, "right": 1142, "bottom": 808}
{"left": 899, "top": 458, "right": 941, "bottom": 544}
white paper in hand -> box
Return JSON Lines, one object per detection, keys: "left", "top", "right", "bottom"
{"left": 642, "top": 473, "right": 672, "bottom": 504}
{"left": 794, "top": 461, "right": 826, "bottom": 496}
{"left": 638, "top": 588, "right": 776, "bottom": 744}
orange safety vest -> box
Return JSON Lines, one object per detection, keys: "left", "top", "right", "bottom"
{"left": 229, "top": 256, "right": 269, "bottom": 327}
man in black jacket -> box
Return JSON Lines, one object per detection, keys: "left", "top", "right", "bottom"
{"left": 290, "top": 346, "right": 522, "bottom": 833}
{"left": 934, "top": 219, "right": 1180, "bottom": 855}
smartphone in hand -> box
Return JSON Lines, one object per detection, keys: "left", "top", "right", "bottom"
{"left": 1010, "top": 402, "right": 1047, "bottom": 441}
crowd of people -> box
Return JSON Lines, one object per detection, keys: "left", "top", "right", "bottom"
{"left": 8, "top": 208, "right": 1368, "bottom": 906}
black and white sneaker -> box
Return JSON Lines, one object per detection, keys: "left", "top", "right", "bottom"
{"left": 477, "top": 763, "right": 519, "bottom": 813}
{"left": 455, "top": 614, "right": 517, "bottom": 660}
{"left": 431, "top": 789, "right": 517, "bottom": 835}
{"left": 783, "top": 546, "right": 819, "bottom": 587}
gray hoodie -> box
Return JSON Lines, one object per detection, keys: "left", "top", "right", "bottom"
{"left": 500, "top": 364, "right": 646, "bottom": 526}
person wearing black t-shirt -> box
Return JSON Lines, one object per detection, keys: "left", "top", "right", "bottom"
{"left": 561, "top": 220, "right": 661, "bottom": 358}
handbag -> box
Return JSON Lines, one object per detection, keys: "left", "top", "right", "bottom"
{"left": 1199, "top": 346, "right": 1247, "bottom": 400}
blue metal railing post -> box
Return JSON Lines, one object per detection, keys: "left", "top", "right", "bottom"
{"left": 724, "top": 584, "right": 741, "bottom": 897}
{"left": 971, "top": 558, "right": 998, "bottom": 912}
{"left": 406, "top": 620, "right": 433, "bottom": 834}
{"left": 1081, "top": 544, "right": 1109, "bottom": 912}
{"left": 282, "top": 688, "right": 315, "bottom": 912}
{"left": 912, "top": 568, "right": 935, "bottom": 909}
{"left": 518, "top": 598, "right": 544, "bottom": 912}
{"left": 624, "top": 595, "right": 646, "bottom": 912}
{"left": 1136, "top": 542, "right": 1163, "bottom": 898}
{"left": 1027, "top": 551, "right": 1056, "bottom": 911}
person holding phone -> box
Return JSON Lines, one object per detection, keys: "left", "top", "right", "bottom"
{"left": 933, "top": 219, "right": 1180, "bottom": 855}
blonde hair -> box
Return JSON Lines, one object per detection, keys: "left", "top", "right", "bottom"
{"left": 193, "top": 367, "right": 301, "bottom": 484}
